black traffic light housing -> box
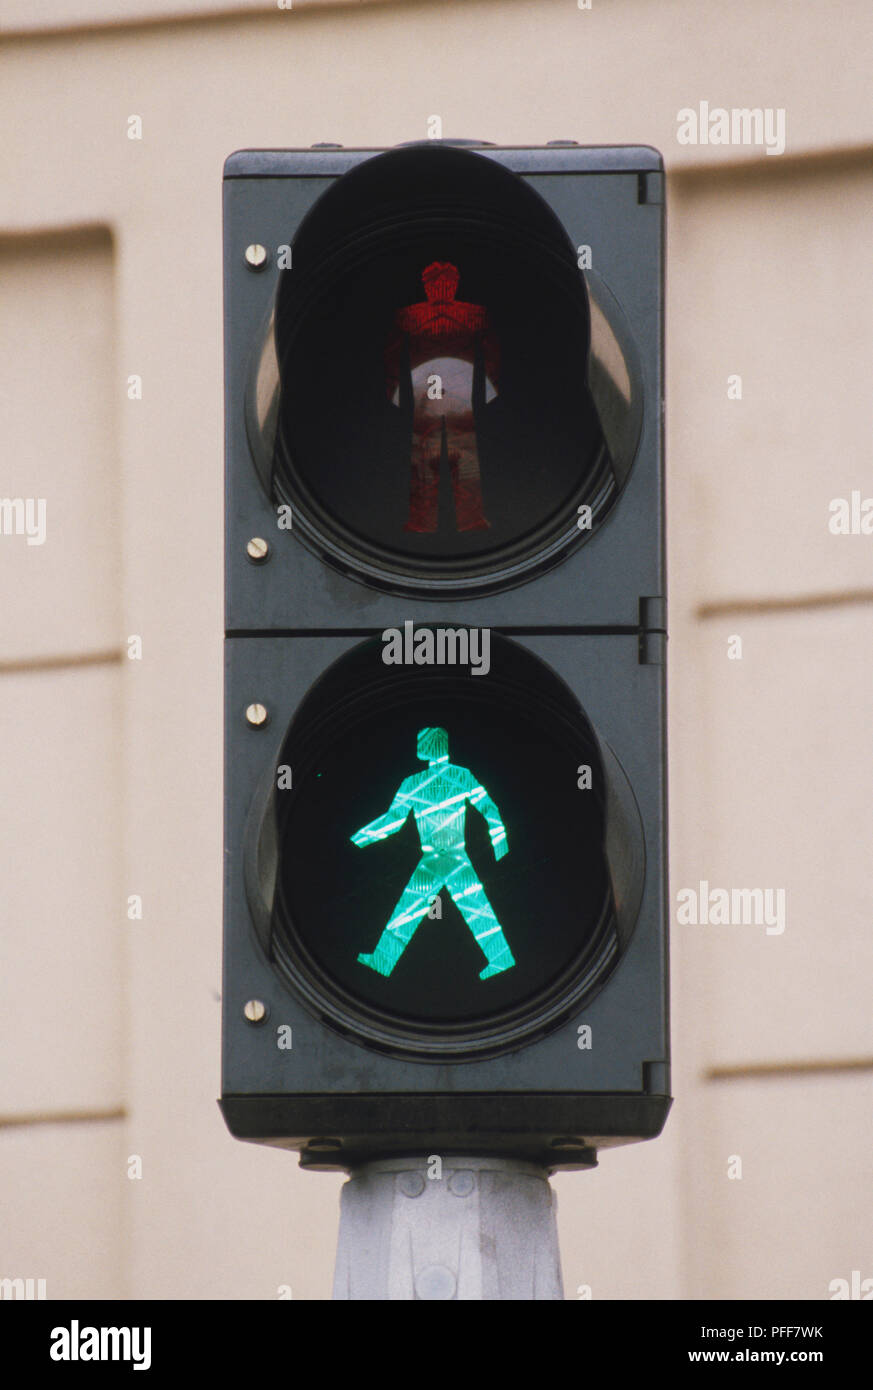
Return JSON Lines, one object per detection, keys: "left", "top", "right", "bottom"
{"left": 221, "top": 141, "right": 669, "bottom": 1171}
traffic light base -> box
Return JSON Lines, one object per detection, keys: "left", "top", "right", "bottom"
{"left": 332, "top": 1155, "right": 565, "bottom": 1300}
{"left": 220, "top": 1092, "right": 670, "bottom": 1170}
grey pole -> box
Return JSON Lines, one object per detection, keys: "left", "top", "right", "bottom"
{"left": 332, "top": 1155, "right": 564, "bottom": 1300}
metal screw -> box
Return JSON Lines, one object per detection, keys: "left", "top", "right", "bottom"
{"left": 245, "top": 702, "right": 269, "bottom": 728}
{"left": 398, "top": 1171, "right": 426, "bottom": 1198}
{"left": 448, "top": 1170, "right": 475, "bottom": 1197}
{"left": 244, "top": 243, "right": 268, "bottom": 271}
{"left": 246, "top": 536, "right": 270, "bottom": 564}
{"left": 243, "top": 999, "right": 267, "bottom": 1024}
{"left": 415, "top": 1265, "right": 456, "bottom": 1300}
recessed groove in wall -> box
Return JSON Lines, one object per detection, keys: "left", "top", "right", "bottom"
{"left": 696, "top": 588, "right": 873, "bottom": 621}
{"left": 0, "top": 649, "right": 124, "bottom": 677}
{"left": 0, "top": 224, "right": 112, "bottom": 252}
{"left": 670, "top": 141, "right": 873, "bottom": 189}
{"left": 3, "top": 0, "right": 392, "bottom": 44}
{"left": 0, "top": 1106, "right": 127, "bottom": 1130}
{"left": 705, "top": 1058, "right": 873, "bottom": 1082}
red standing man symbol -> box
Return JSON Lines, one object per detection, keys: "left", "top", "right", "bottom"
{"left": 385, "top": 262, "right": 500, "bottom": 533}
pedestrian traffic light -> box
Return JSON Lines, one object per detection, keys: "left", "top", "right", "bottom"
{"left": 221, "top": 141, "right": 669, "bottom": 1170}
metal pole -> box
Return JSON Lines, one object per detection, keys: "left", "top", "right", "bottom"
{"left": 333, "top": 1155, "right": 564, "bottom": 1300}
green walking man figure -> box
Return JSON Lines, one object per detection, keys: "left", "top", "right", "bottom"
{"left": 352, "top": 726, "right": 515, "bottom": 980}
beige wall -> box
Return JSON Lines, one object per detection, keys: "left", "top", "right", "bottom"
{"left": 667, "top": 155, "right": 873, "bottom": 1299}
{"left": 1, "top": 0, "right": 871, "bottom": 1300}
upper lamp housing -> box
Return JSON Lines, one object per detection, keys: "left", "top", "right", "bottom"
{"left": 224, "top": 141, "right": 664, "bottom": 628}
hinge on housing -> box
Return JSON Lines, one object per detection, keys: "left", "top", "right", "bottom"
{"left": 639, "top": 595, "right": 667, "bottom": 664}
{"left": 638, "top": 171, "right": 664, "bottom": 205}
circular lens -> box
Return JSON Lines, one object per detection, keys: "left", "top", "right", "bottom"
{"left": 266, "top": 145, "right": 628, "bottom": 597}
{"left": 262, "top": 633, "right": 629, "bottom": 1059}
